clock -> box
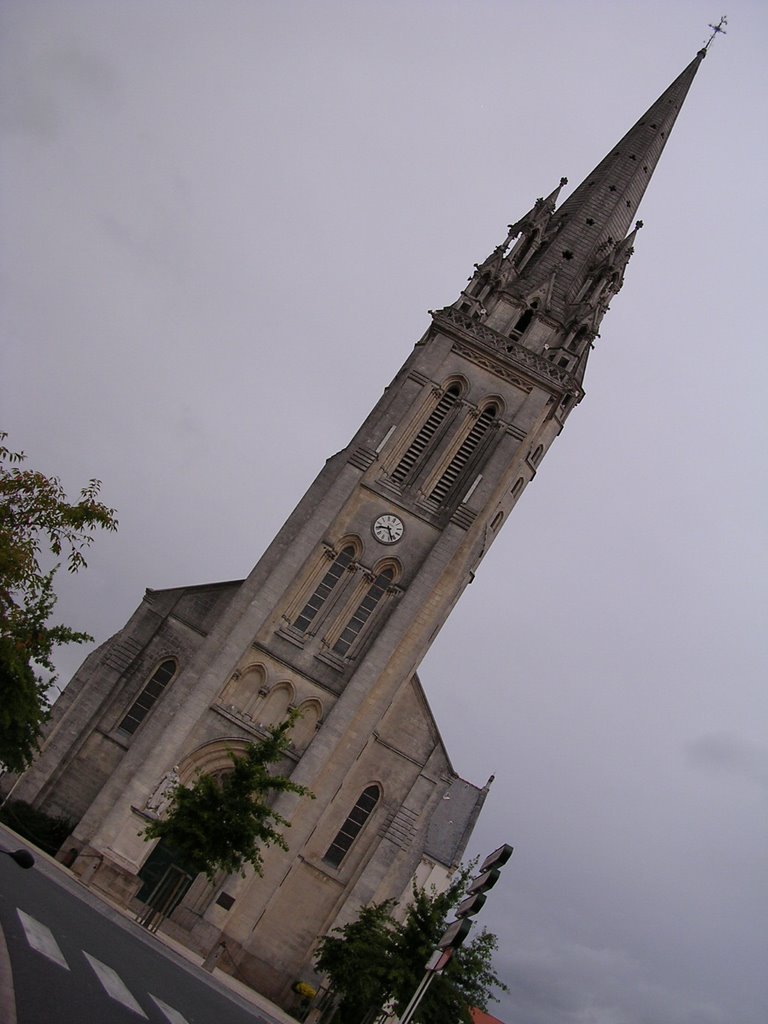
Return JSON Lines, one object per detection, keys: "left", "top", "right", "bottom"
{"left": 373, "top": 513, "right": 404, "bottom": 545}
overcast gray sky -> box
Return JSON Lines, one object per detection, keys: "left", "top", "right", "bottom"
{"left": 2, "top": 2, "right": 767, "bottom": 1022}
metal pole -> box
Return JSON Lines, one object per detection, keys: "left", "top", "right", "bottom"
{"left": 396, "top": 968, "right": 435, "bottom": 1024}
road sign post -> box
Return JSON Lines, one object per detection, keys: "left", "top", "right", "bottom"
{"left": 395, "top": 843, "right": 513, "bottom": 1024}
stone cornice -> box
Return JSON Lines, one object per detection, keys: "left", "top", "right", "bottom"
{"left": 431, "top": 307, "right": 582, "bottom": 397}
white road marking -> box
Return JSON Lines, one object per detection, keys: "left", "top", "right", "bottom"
{"left": 16, "top": 910, "right": 69, "bottom": 969}
{"left": 14, "top": 912, "right": 189, "bottom": 1023}
{"left": 83, "top": 952, "right": 148, "bottom": 1017}
{"left": 149, "top": 994, "right": 191, "bottom": 1024}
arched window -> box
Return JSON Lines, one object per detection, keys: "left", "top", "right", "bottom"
{"left": 509, "top": 308, "right": 533, "bottom": 339}
{"left": 508, "top": 300, "right": 539, "bottom": 344}
{"left": 291, "top": 699, "right": 322, "bottom": 751}
{"left": 221, "top": 664, "right": 265, "bottom": 714}
{"left": 512, "top": 231, "right": 540, "bottom": 269}
{"left": 511, "top": 477, "right": 525, "bottom": 499}
{"left": 117, "top": 659, "right": 177, "bottom": 736}
{"left": 258, "top": 682, "right": 294, "bottom": 727}
{"left": 293, "top": 545, "right": 355, "bottom": 634}
{"left": 391, "top": 384, "right": 461, "bottom": 484}
{"left": 323, "top": 785, "right": 380, "bottom": 868}
{"left": 531, "top": 444, "right": 544, "bottom": 466}
{"left": 427, "top": 403, "right": 498, "bottom": 506}
{"left": 332, "top": 567, "right": 395, "bottom": 657}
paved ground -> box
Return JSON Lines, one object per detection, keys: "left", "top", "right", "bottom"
{"left": 0, "top": 824, "right": 299, "bottom": 1024}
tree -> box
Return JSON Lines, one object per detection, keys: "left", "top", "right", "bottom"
{"left": 142, "top": 712, "right": 315, "bottom": 880}
{"left": 314, "top": 867, "right": 508, "bottom": 1024}
{"left": 0, "top": 434, "right": 117, "bottom": 772}
{"left": 313, "top": 901, "right": 398, "bottom": 1024}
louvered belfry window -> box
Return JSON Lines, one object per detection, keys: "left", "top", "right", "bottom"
{"left": 332, "top": 567, "right": 395, "bottom": 657}
{"left": 390, "top": 384, "right": 461, "bottom": 484}
{"left": 427, "top": 403, "right": 498, "bottom": 506}
{"left": 294, "top": 545, "right": 355, "bottom": 634}
{"left": 323, "top": 785, "right": 380, "bottom": 867}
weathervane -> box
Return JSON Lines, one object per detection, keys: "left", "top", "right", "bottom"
{"left": 704, "top": 15, "right": 727, "bottom": 51}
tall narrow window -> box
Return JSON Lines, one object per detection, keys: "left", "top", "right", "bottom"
{"left": 294, "top": 545, "right": 355, "bottom": 634}
{"left": 117, "top": 659, "right": 177, "bottom": 736}
{"left": 332, "top": 567, "right": 395, "bottom": 657}
{"left": 512, "top": 230, "right": 539, "bottom": 268}
{"left": 323, "top": 785, "right": 380, "bottom": 868}
{"left": 427, "top": 404, "right": 498, "bottom": 506}
{"left": 391, "top": 384, "right": 461, "bottom": 484}
{"left": 508, "top": 301, "right": 538, "bottom": 341}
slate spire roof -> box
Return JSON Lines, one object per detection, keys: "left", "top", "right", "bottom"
{"left": 447, "top": 47, "right": 709, "bottom": 388}
{"left": 521, "top": 49, "right": 707, "bottom": 316}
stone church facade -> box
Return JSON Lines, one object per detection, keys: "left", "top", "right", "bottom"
{"left": 4, "top": 47, "right": 707, "bottom": 1008}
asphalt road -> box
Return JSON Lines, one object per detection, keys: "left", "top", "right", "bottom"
{"left": 0, "top": 826, "right": 284, "bottom": 1024}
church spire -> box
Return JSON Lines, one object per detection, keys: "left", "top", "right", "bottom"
{"left": 457, "top": 47, "right": 708, "bottom": 362}
{"left": 529, "top": 48, "right": 707, "bottom": 312}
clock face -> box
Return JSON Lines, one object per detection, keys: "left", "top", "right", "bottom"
{"left": 373, "top": 514, "right": 404, "bottom": 545}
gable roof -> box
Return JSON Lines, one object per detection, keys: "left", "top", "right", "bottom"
{"left": 470, "top": 1008, "right": 507, "bottom": 1024}
{"left": 424, "top": 773, "right": 493, "bottom": 870}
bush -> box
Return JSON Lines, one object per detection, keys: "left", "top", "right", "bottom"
{"left": 0, "top": 799, "right": 74, "bottom": 856}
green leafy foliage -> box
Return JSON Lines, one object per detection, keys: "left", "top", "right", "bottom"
{"left": 143, "top": 712, "right": 315, "bottom": 880}
{"left": 315, "top": 866, "right": 508, "bottom": 1024}
{"left": 0, "top": 638, "right": 50, "bottom": 775}
{"left": 313, "top": 901, "right": 398, "bottom": 1024}
{"left": 0, "top": 799, "right": 75, "bottom": 856}
{"left": 0, "top": 434, "right": 117, "bottom": 771}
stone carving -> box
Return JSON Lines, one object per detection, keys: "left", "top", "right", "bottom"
{"left": 144, "top": 766, "right": 180, "bottom": 819}
{"left": 450, "top": 341, "right": 533, "bottom": 393}
{"left": 434, "top": 307, "right": 580, "bottom": 394}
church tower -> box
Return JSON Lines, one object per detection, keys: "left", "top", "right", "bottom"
{"left": 5, "top": 48, "right": 707, "bottom": 1005}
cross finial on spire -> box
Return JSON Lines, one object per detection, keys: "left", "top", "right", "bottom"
{"left": 704, "top": 15, "right": 727, "bottom": 52}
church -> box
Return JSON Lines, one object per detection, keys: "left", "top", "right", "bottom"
{"left": 4, "top": 45, "right": 707, "bottom": 1008}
